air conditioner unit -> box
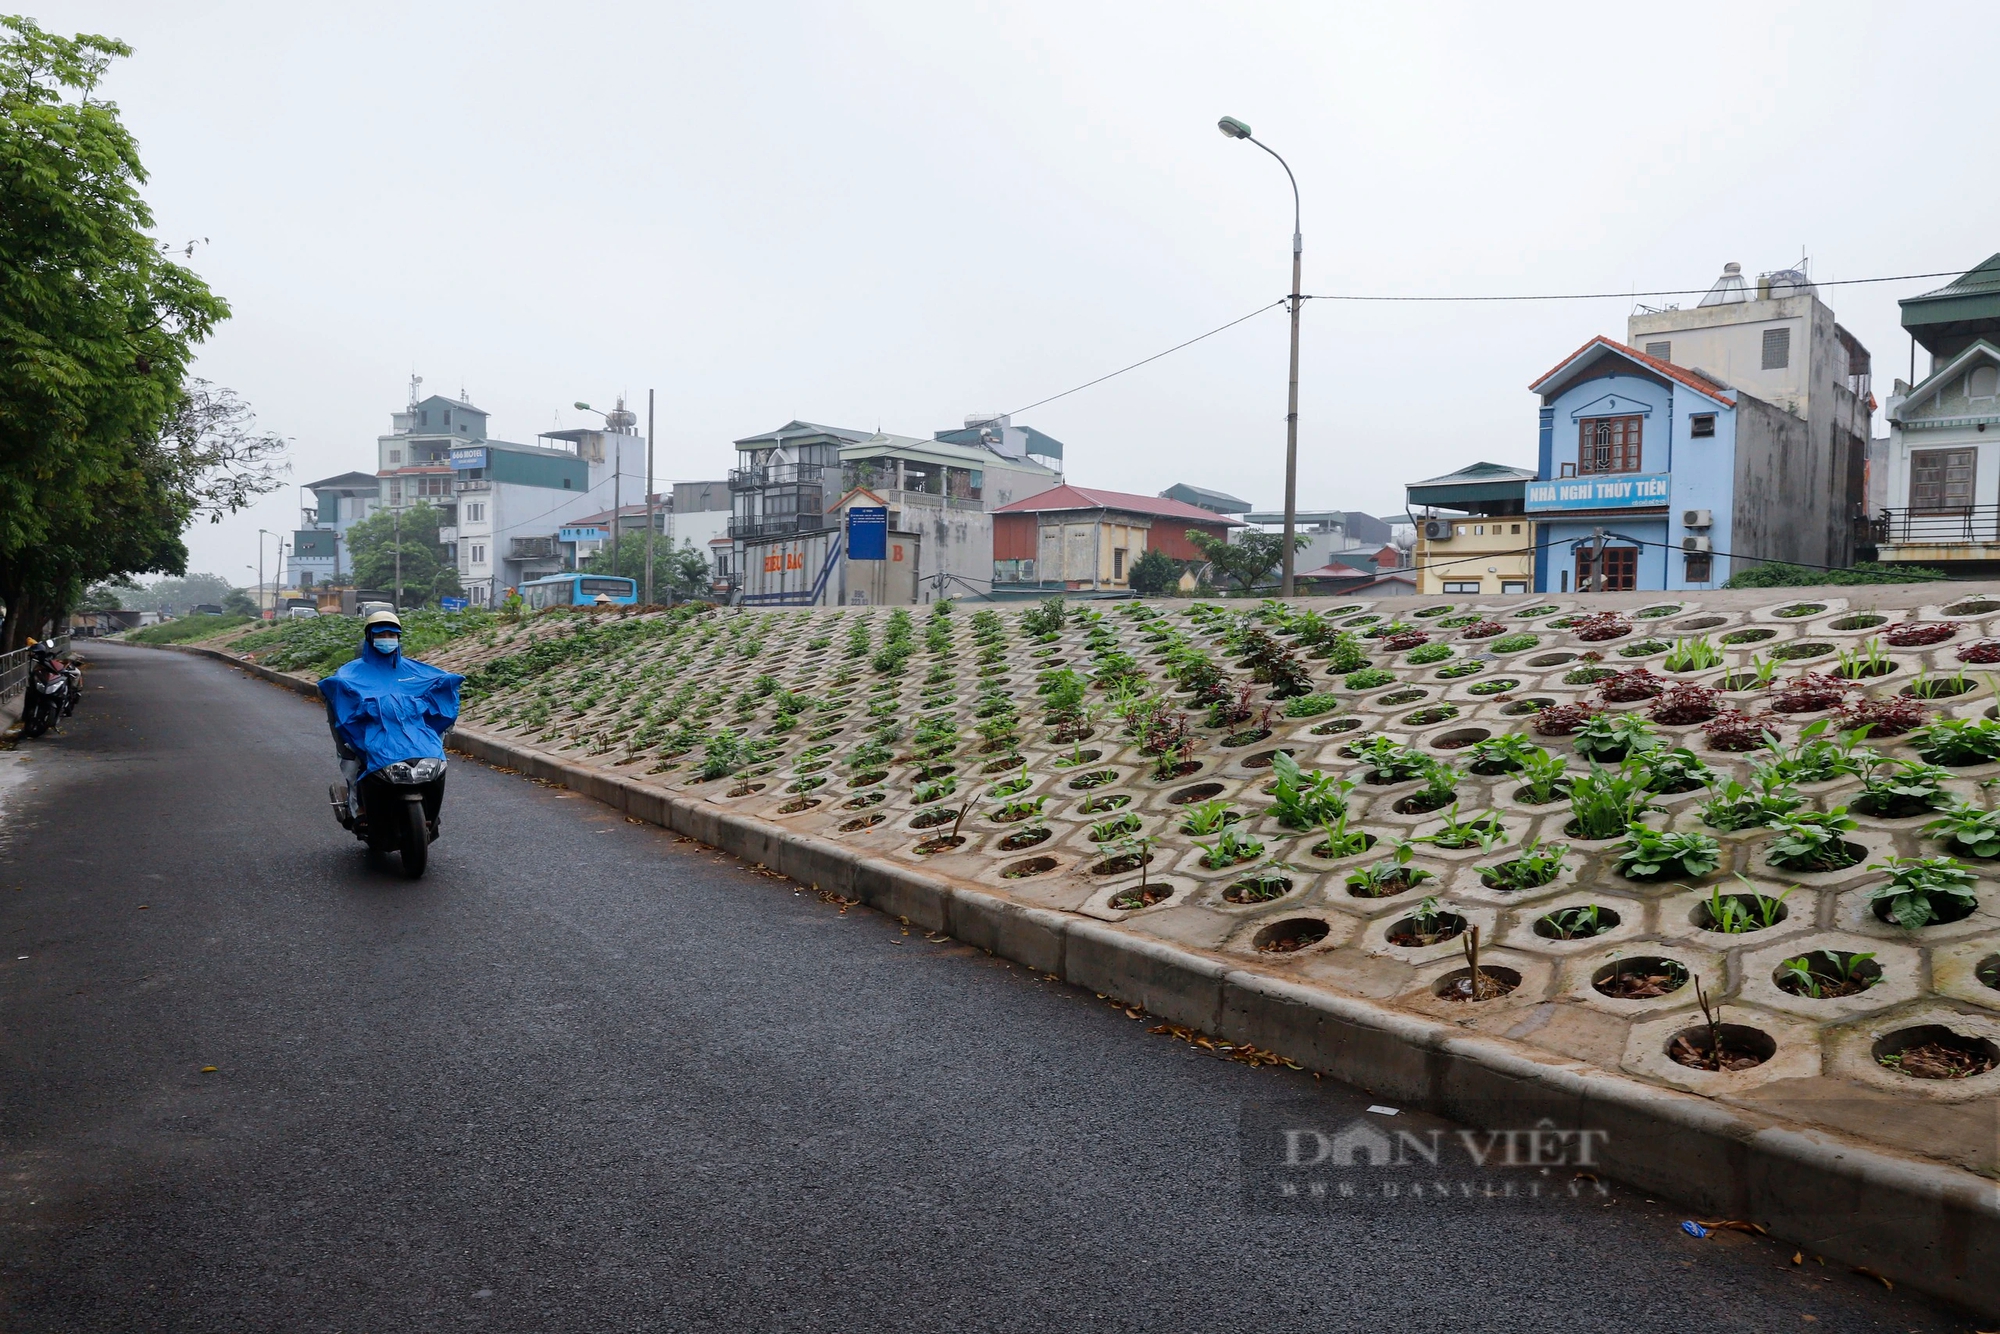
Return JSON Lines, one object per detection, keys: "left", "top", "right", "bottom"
{"left": 1682, "top": 535, "right": 1712, "bottom": 553}
{"left": 1682, "top": 508, "right": 1713, "bottom": 529}
{"left": 1423, "top": 519, "right": 1454, "bottom": 542}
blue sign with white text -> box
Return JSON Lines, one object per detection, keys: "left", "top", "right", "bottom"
{"left": 449, "top": 447, "right": 488, "bottom": 470}
{"left": 847, "top": 506, "right": 888, "bottom": 560}
{"left": 440, "top": 596, "right": 469, "bottom": 612}
{"left": 1525, "top": 473, "right": 1671, "bottom": 513}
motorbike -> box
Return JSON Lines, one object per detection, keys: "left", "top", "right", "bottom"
{"left": 20, "top": 643, "right": 80, "bottom": 738}
{"left": 331, "top": 755, "right": 446, "bottom": 877}
{"left": 319, "top": 616, "right": 462, "bottom": 880}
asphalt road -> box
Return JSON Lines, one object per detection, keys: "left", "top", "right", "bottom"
{"left": 0, "top": 642, "right": 1974, "bottom": 1332}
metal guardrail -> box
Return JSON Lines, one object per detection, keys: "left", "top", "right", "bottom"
{"left": 1874, "top": 507, "right": 2000, "bottom": 544}
{"left": 1, "top": 634, "right": 70, "bottom": 705}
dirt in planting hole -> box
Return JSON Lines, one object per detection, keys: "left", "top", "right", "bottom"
{"left": 1435, "top": 966, "right": 1519, "bottom": 1002}
{"left": 998, "top": 828, "right": 1051, "bottom": 851}
{"left": 1880, "top": 1037, "right": 1997, "bottom": 1080}
{"left": 910, "top": 806, "right": 961, "bottom": 829}
{"left": 1109, "top": 884, "right": 1173, "bottom": 911}
{"left": 1669, "top": 1024, "right": 1771, "bottom": 1071}
{"left": 914, "top": 835, "right": 967, "bottom": 855}
{"left": 1594, "top": 962, "right": 1687, "bottom": 999}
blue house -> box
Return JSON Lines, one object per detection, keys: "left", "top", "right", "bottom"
{"left": 1526, "top": 337, "right": 1823, "bottom": 593}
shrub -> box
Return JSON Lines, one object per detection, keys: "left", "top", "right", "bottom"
{"left": 1855, "top": 760, "right": 1952, "bottom": 819}
{"left": 1572, "top": 713, "right": 1658, "bottom": 762}
{"left": 1865, "top": 856, "right": 1978, "bottom": 930}
{"left": 1767, "top": 809, "right": 1863, "bottom": 872}
{"left": 1770, "top": 672, "right": 1850, "bottom": 714}
{"left": 1662, "top": 636, "right": 1725, "bottom": 672}
{"left": 1460, "top": 620, "right": 1507, "bottom": 639}
{"left": 1488, "top": 632, "right": 1539, "bottom": 653}
{"left": 1700, "top": 775, "right": 1803, "bottom": 831}
{"left": 1267, "top": 752, "right": 1354, "bottom": 828}
{"left": 1836, "top": 695, "right": 1927, "bottom": 739}
{"left": 1956, "top": 639, "right": 2000, "bottom": 665}
{"left": 1532, "top": 702, "right": 1600, "bottom": 737}
{"left": 1922, "top": 800, "right": 2000, "bottom": 859}
{"left": 1722, "top": 561, "right": 1946, "bottom": 588}
{"left": 1616, "top": 826, "right": 1722, "bottom": 880}
{"left": 1650, "top": 682, "right": 1720, "bottom": 725}
{"left": 1598, "top": 668, "right": 1665, "bottom": 703}
{"left": 1702, "top": 709, "right": 1780, "bottom": 752}
{"left": 1406, "top": 642, "right": 1453, "bottom": 664}
{"left": 1572, "top": 612, "right": 1632, "bottom": 642}
{"left": 1283, "top": 692, "right": 1340, "bottom": 718}
{"left": 1344, "top": 667, "right": 1396, "bottom": 690}
{"left": 1382, "top": 630, "right": 1429, "bottom": 651}
{"left": 1885, "top": 621, "right": 1957, "bottom": 647}
{"left": 1912, "top": 716, "right": 2000, "bottom": 766}
{"left": 1564, "top": 665, "right": 1617, "bottom": 685}
{"left": 1567, "top": 764, "right": 1653, "bottom": 840}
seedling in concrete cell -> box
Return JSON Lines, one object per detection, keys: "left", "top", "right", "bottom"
{"left": 1478, "top": 837, "right": 1570, "bottom": 891}
{"left": 1344, "top": 840, "right": 1435, "bottom": 898}
{"left": 1699, "top": 773, "right": 1803, "bottom": 832}
{"left": 1701, "top": 877, "right": 1793, "bottom": 934}
{"left": 1863, "top": 855, "right": 1979, "bottom": 930}
{"left": 1195, "top": 828, "right": 1265, "bottom": 869}
{"left": 1313, "top": 811, "right": 1373, "bottom": 860}
{"left": 1180, "top": 799, "right": 1238, "bottom": 837}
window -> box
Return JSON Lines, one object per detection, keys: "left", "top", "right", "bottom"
{"left": 1910, "top": 448, "right": 1976, "bottom": 512}
{"left": 1969, "top": 365, "right": 1999, "bottom": 400}
{"left": 1685, "top": 553, "right": 1713, "bottom": 583}
{"left": 1112, "top": 547, "right": 1126, "bottom": 579}
{"left": 1474, "top": 525, "right": 1485, "bottom": 535}
{"left": 1761, "top": 327, "right": 1791, "bottom": 370}
{"left": 1575, "top": 546, "right": 1638, "bottom": 591}
{"left": 1510, "top": 523, "right": 1521, "bottom": 534}
{"left": 1441, "top": 580, "right": 1481, "bottom": 594}
{"left": 1501, "top": 580, "right": 1528, "bottom": 594}
{"left": 1690, "top": 413, "right": 1716, "bottom": 438}
{"left": 1645, "top": 341, "right": 1671, "bottom": 361}
{"left": 1578, "top": 416, "right": 1643, "bottom": 474}
{"left": 465, "top": 502, "right": 485, "bottom": 523}
{"left": 471, "top": 544, "right": 485, "bottom": 565}
{"left": 389, "top": 449, "right": 402, "bottom": 464}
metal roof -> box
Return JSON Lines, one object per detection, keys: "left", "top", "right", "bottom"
{"left": 1160, "top": 482, "right": 1253, "bottom": 513}
{"left": 1529, "top": 336, "right": 1736, "bottom": 406}
{"left": 304, "top": 470, "right": 383, "bottom": 492}
{"left": 990, "top": 484, "right": 1237, "bottom": 523}
{"left": 840, "top": 432, "right": 1059, "bottom": 476}
{"left": 732, "top": 419, "right": 874, "bottom": 450}
{"left": 1900, "top": 254, "right": 2000, "bottom": 356}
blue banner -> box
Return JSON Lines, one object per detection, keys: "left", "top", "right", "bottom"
{"left": 440, "top": 596, "right": 469, "bottom": 611}
{"left": 449, "top": 447, "right": 488, "bottom": 470}
{"left": 1525, "top": 473, "right": 1671, "bottom": 513}
{"left": 847, "top": 506, "right": 888, "bottom": 560}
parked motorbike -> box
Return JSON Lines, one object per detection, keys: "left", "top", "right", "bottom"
{"left": 319, "top": 609, "right": 461, "bottom": 880}
{"left": 20, "top": 642, "right": 80, "bottom": 738}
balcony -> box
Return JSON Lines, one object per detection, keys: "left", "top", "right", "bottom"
{"left": 509, "top": 536, "right": 558, "bottom": 560}
{"left": 728, "top": 513, "right": 828, "bottom": 542}
{"left": 729, "top": 462, "right": 825, "bottom": 491}
{"left": 1874, "top": 507, "right": 2000, "bottom": 545}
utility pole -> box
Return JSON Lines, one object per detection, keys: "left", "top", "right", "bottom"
{"left": 394, "top": 505, "right": 403, "bottom": 609}
{"left": 1581, "top": 527, "right": 1607, "bottom": 593}
{"left": 257, "top": 528, "right": 268, "bottom": 621}
{"left": 612, "top": 422, "right": 622, "bottom": 584}
{"left": 645, "top": 388, "right": 657, "bottom": 606}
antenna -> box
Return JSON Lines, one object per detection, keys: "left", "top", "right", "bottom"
{"left": 408, "top": 372, "right": 423, "bottom": 408}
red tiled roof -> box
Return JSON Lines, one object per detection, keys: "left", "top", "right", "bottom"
{"left": 989, "top": 484, "right": 1237, "bottom": 523}
{"left": 1528, "top": 335, "right": 1735, "bottom": 405}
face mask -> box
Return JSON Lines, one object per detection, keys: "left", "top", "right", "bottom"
{"left": 371, "top": 635, "right": 400, "bottom": 655}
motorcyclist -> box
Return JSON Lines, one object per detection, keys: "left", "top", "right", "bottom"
{"left": 320, "top": 609, "right": 463, "bottom": 824}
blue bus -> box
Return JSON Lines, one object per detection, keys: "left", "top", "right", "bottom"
{"left": 518, "top": 573, "right": 639, "bottom": 609}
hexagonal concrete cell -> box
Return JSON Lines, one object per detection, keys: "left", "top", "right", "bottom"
{"left": 1498, "top": 890, "right": 1646, "bottom": 956}
{"left": 1557, "top": 945, "right": 1722, "bottom": 1014}
{"left": 1931, "top": 938, "right": 2000, "bottom": 1012}
{"left": 1825, "top": 1004, "right": 2000, "bottom": 1101}
{"left": 1732, "top": 930, "right": 1924, "bottom": 1020}
{"left": 1831, "top": 879, "right": 2000, "bottom": 944}
{"left": 1622, "top": 1009, "right": 1822, "bottom": 1094}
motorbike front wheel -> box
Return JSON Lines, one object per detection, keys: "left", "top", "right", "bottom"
{"left": 20, "top": 696, "right": 49, "bottom": 738}
{"left": 397, "top": 797, "right": 428, "bottom": 878}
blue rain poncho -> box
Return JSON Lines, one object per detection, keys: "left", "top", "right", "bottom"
{"left": 318, "top": 633, "right": 463, "bottom": 776}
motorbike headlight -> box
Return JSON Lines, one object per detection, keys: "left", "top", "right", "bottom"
{"left": 382, "top": 762, "right": 415, "bottom": 783}
{"left": 409, "top": 757, "right": 447, "bottom": 782}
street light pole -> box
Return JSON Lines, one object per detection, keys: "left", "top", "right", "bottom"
{"left": 645, "top": 387, "right": 656, "bottom": 607}
{"left": 257, "top": 528, "right": 270, "bottom": 621}
{"left": 1218, "top": 115, "right": 1303, "bottom": 598}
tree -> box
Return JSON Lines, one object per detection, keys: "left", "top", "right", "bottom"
{"left": 344, "top": 503, "right": 462, "bottom": 608}
{"left": 221, "top": 587, "right": 258, "bottom": 616}
{"left": 1127, "top": 548, "right": 1183, "bottom": 596}
{"left": 76, "top": 579, "right": 138, "bottom": 612}
{"left": 0, "top": 20, "right": 282, "bottom": 647}
{"left": 84, "top": 571, "right": 236, "bottom": 612}
{"left": 582, "top": 534, "right": 715, "bottom": 600}
{"left": 1184, "top": 529, "right": 1308, "bottom": 596}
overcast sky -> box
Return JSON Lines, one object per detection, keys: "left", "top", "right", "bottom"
{"left": 55, "top": 0, "right": 2000, "bottom": 585}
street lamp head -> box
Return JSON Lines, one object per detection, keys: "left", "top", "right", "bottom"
{"left": 1217, "top": 116, "right": 1253, "bottom": 140}
{"left": 573, "top": 401, "right": 592, "bottom": 411}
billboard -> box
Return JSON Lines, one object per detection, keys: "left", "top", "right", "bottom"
{"left": 450, "top": 447, "right": 488, "bottom": 470}
{"left": 847, "top": 506, "right": 888, "bottom": 560}
{"left": 1524, "top": 473, "right": 1670, "bottom": 513}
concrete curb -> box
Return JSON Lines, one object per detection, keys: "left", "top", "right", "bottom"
{"left": 124, "top": 640, "right": 2000, "bottom": 1315}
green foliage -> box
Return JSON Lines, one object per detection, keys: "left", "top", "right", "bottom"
{"left": 1573, "top": 712, "right": 1659, "bottom": 762}
{"left": 343, "top": 502, "right": 463, "bottom": 607}
{"left": 1480, "top": 837, "right": 1570, "bottom": 891}
{"left": 1723, "top": 561, "right": 1945, "bottom": 588}
{"left": 1183, "top": 527, "right": 1308, "bottom": 594}
{"left": 1663, "top": 636, "right": 1724, "bottom": 672}
{"left": 1864, "top": 856, "right": 1978, "bottom": 930}
{"left": 1179, "top": 798, "right": 1237, "bottom": 836}
{"left": 1701, "top": 878, "right": 1792, "bottom": 934}
{"left": 1487, "top": 633, "right": 1539, "bottom": 654}
{"left": 1699, "top": 772, "right": 1804, "bottom": 832}
{"left": 1267, "top": 752, "right": 1353, "bottom": 829}
{"left": 1912, "top": 716, "right": 2000, "bottom": 766}
{"left": 1282, "top": 691, "right": 1339, "bottom": 718}
{"left": 1759, "top": 717, "right": 1877, "bottom": 783}
{"left": 1856, "top": 759, "right": 1953, "bottom": 818}
{"left": 1567, "top": 763, "right": 1652, "bottom": 840}
{"left": 236, "top": 606, "right": 496, "bottom": 675}
{"left": 1405, "top": 642, "right": 1452, "bottom": 664}
{"left": 1415, "top": 805, "right": 1507, "bottom": 852}
{"left": 121, "top": 612, "right": 249, "bottom": 644}
{"left": 1515, "top": 748, "right": 1572, "bottom": 804}
{"left": 1349, "top": 735, "right": 1430, "bottom": 784}
{"left": 1194, "top": 827, "right": 1265, "bottom": 869}
{"left": 1922, "top": 800, "right": 2000, "bottom": 859}
{"left": 0, "top": 17, "right": 280, "bottom": 647}
{"left": 1343, "top": 666, "right": 1396, "bottom": 690}
{"left": 1128, "top": 547, "right": 1183, "bottom": 595}
{"left": 1615, "top": 826, "right": 1721, "bottom": 880}
{"left": 1766, "top": 808, "right": 1861, "bottom": 870}
{"left": 1344, "top": 840, "right": 1434, "bottom": 896}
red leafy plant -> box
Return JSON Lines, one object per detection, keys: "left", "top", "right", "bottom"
{"left": 1955, "top": 639, "right": 2000, "bottom": 665}
{"left": 1649, "top": 683, "right": 1720, "bottom": 725}
{"left": 1598, "top": 668, "right": 1665, "bottom": 703}
{"left": 1701, "top": 708, "right": 1781, "bottom": 752}
{"left": 1884, "top": 621, "right": 1958, "bottom": 648}
{"left": 1532, "top": 702, "right": 1601, "bottom": 737}
{"left": 1770, "top": 672, "right": 1851, "bottom": 714}
{"left": 1573, "top": 613, "right": 1632, "bottom": 643}
{"left": 1460, "top": 620, "right": 1507, "bottom": 640}
{"left": 1382, "top": 630, "right": 1430, "bottom": 651}
{"left": 1835, "top": 696, "right": 1928, "bottom": 738}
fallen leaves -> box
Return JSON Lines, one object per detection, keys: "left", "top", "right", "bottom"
{"left": 1146, "top": 1022, "right": 1302, "bottom": 1070}
{"left": 815, "top": 888, "right": 859, "bottom": 914}
{"left": 1849, "top": 1267, "right": 1892, "bottom": 1291}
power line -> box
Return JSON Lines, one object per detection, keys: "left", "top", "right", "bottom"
{"left": 1301, "top": 268, "right": 1966, "bottom": 305}
{"left": 1001, "top": 299, "right": 1286, "bottom": 417}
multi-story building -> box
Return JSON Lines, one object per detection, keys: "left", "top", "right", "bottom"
{"left": 1871, "top": 254, "right": 2000, "bottom": 574}
{"left": 728, "top": 416, "right": 1064, "bottom": 604}
{"left": 1524, "top": 335, "right": 1849, "bottom": 592}
{"left": 990, "top": 486, "right": 1233, "bottom": 593}
{"left": 1404, "top": 462, "right": 1538, "bottom": 596}
{"left": 289, "top": 470, "right": 380, "bottom": 588}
